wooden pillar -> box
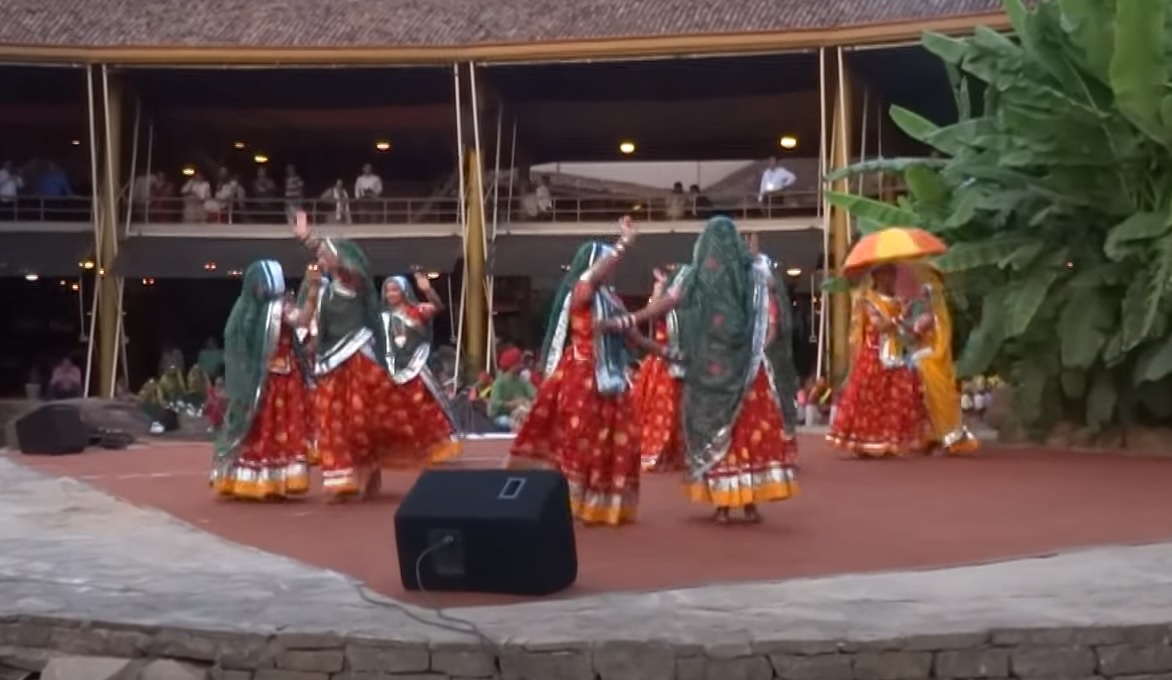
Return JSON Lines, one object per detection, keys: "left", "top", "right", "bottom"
{"left": 828, "top": 48, "right": 855, "bottom": 383}
{"left": 94, "top": 66, "right": 124, "bottom": 398}
{"left": 463, "top": 148, "right": 488, "bottom": 374}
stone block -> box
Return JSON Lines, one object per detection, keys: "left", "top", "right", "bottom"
{"left": 208, "top": 669, "right": 252, "bottom": 680}
{"left": 274, "top": 634, "right": 343, "bottom": 651}
{"left": 139, "top": 659, "right": 209, "bottom": 680}
{"left": 592, "top": 641, "right": 673, "bottom": 680}
{"left": 41, "top": 657, "right": 137, "bottom": 680}
{"left": 933, "top": 648, "right": 1009, "bottom": 678}
{"left": 430, "top": 643, "right": 496, "bottom": 678}
{"left": 499, "top": 648, "right": 593, "bottom": 680}
{"left": 701, "top": 656, "right": 772, "bottom": 680}
{"left": 1097, "top": 644, "right": 1172, "bottom": 676}
{"left": 769, "top": 654, "right": 853, "bottom": 680}
{"left": 216, "top": 637, "right": 279, "bottom": 670}
{"left": 1075, "top": 625, "right": 1172, "bottom": 646}
{"left": 1109, "top": 674, "right": 1172, "bottom": 680}
{"left": 1010, "top": 645, "right": 1095, "bottom": 677}
{"left": 150, "top": 631, "right": 222, "bottom": 662}
{"left": 991, "top": 628, "right": 1075, "bottom": 647}
{"left": 677, "top": 656, "right": 705, "bottom": 680}
{"left": 275, "top": 651, "right": 343, "bottom": 673}
{"left": 254, "top": 671, "right": 329, "bottom": 680}
{"left": 50, "top": 627, "right": 152, "bottom": 658}
{"left": 901, "top": 633, "right": 989, "bottom": 651}
{"left": 853, "top": 651, "right": 932, "bottom": 680}
{"left": 752, "top": 639, "right": 842, "bottom": 656}
{"left": 343, "top": 644, "right": 429, "bottom": 674}
{"left": 0, "top": 644, "right": 64, "bottom": 671}
{"left": 705, "top": 642, "right": 754, "bottom": 659}
{"left": 0, "top": 622, "right": 52, "bottom": 647}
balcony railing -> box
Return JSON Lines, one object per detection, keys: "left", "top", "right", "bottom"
{"left": 494, "top": 190, "right": 821, "bottom": 225}
{"left": 0, "top": 196, "right": 91, "bottom": 222}
{"left": 130, "top": 196, "right": 462, "bottom": 226}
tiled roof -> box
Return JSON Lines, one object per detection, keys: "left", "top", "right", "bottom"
{"left": 0, "top": 0, "right": 1003, "bottom": 50}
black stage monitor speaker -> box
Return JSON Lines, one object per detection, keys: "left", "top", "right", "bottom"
{"left": 395, "top": 469, "right": 578, "bottom": 596}
{"left": 15, "top": 403, "right": 89, "bottom": 455}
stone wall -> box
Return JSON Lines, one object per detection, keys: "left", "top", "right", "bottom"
{"left": 5, "top": 616, "right": 1172, "bottom": 680}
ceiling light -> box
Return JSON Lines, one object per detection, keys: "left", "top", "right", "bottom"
{"left": 80, "top": 260, "right": 95, "bottom": 270}
{"left": 426, "top": 271, "right": 440, "bottom": 280}
{"left": 141, "top": 278, "right": 155, "bottom": 286}
{"left": 181, "top": 166, "right": 196, "bottom": 177}
{"left": 375, "top": 141, "right": 391, "bottom": 152}
{"left": 619, "top": 141, "right": 636, "bottom": 155}
{"left": 58, "top": 279, "right": 67, "bottom": 286}
{"left": 204, "top": 262, "right": 217, "bottom": 271}
{"left": 560, "top": 264, "right": 571, "bottom": 271}
{"left": 779, "top": 135, "right": 798, "bottom": 150}
{"left": 70, "top": 283, "right": 80, "bottom": 291}
{"left": 70, "top": 139, "right": 81, "bottom": 146}
{"left": 785, "top": 267, "right": 802, "bottom": 277}
{"left": 97, "top": 268, "right": 105, "bottom": 276}
{"left": 24, "top": 273, "right": 38, "bottom": 281}
{"left": 233, "top": 141, "right": 246, "bottom": 149}
{"left": 228, "top": 269, "right": 243, "bottom": 278}
{"left": 253, "top": 154, "right": 269, "bottom": 164}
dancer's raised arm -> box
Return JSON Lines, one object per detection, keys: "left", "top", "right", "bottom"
{"left": 570, "top": 216, "right": 637, "bottom": 306}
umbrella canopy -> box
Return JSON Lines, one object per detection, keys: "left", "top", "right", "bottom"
{"left": 843, "top": 227, "right": 948, "bottom": 274}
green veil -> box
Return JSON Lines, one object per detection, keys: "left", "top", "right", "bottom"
{"left": 214, "top": 260, "right": 286, "bottom": 464}
{"left": 319, "top": 238, "right": 387, "bottom": 360}
{"left": 678, "top": 216, "right": 766, "bottom": 476}
{"left": 539, "top": 241, "right": 631, "bottom": 394}
{"left": 755, "top": 254, "right": 800, "bottom": 437}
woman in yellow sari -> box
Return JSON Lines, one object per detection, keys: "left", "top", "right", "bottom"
{"left": 904, "top": 263, "right": 979, "bottom": 455}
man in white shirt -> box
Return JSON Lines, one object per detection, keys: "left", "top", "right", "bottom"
{"left": 181, "top": 170, "right": 212, "bottom": 223}
{"left": 534, "top": 175, "right": 553, "bottom": 218}
{"left": 758, "top": 156, "right": 796, "bottom": 216}
{"left": 0, "top": 161, "right": 23, "bottom": 219}
{"left": 354, "top": 163, "right": 383, "bottom": 224}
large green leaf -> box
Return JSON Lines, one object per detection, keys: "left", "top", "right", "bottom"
{"left": 1057, "top": 0, "right": 1116, "bottom": 83}
{"left": 1057, "top": 288, "right": 1115, "bottom": 368}
{"left": 934, "top": 236, "right": 1031, "bottom": 272}
{"left": 922, "top": 31, "right": 969, "bottom": 66}
{"left": 1109, "top": 0, "right": 1168, "bottom": 145}
{"left": 1004, "top": 268, "right": 1061, "bottom": 338}
{"left": 904, "top": 166, "right": 951, "bottom": 209}
{"left": 1134, "top": 331, "right": 1172, "bottom": 384}
{"left": 1086, "top": 367, "right": 1118, "bottom": 432}
{"left": 823, "top": 158, "right": 946, "bottom": 182}
{"left": 956, "top": 285, "right": 1010, "bottom": 377}
{"left": 1103, "top": 212, "right": 1171, "bottom": 260}
{"left": 824, "top": 192, "right": 922, "bottom": 227}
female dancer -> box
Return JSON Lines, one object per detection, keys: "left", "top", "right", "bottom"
{"left": 211, "top": 259, "right": 311, "bottom": 500}
{"left": 749, "top": 236, "right": 802, "bottom": 464}
{"left": 293, "top": 265, "right": 324, "bottom": 465}
{"left": 374, "top": 272, "right": 463, "bottom": 474}
{"left": 905, "top": 263, "right": 979, "bottom": 454}
{"left": 606, "top": 217, "right": 798, "bottom": 524}
{"left": 631, "top": 264, "right": 690, "bottom": 472}
{"left": 509, "top": 217, "right": 671, "bottom": 526}
{"left": 826, "top": 264, "right": 932, "bottom": 456}
{"left": 292, "top": 211, "right": 388, "bottom": 500}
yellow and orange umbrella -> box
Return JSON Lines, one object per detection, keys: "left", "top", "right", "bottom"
{"left": 842, "top": 227, "right": 948, "bottom": 275}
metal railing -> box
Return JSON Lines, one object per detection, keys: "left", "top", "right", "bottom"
{"left": 495, "top": 190, "right": 821, "bottom": 224}
{"left": 130, "top": 196, "right": 462, "bottom": 225}
{"left": 0, "top": 196, "right": 91, "bottom": 222}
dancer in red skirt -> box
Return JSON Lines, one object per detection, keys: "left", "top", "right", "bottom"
{"left": 212, "top": 259, "right": 311, "bottom": 500}
{"left": 606, "top": 217, "right": 797, "bottom": 524}
{"left": 373, "top": 273, "right": 463, "bottom": 474}
{"left": 827, "top": 264, "right": 932, "bottom": 457}
{"left": 292, "top": 211, "right": 389, "bottom": 501}
{"left": 632, "top": 265, "right": 689, "bottom": 472}
{"left": 509, "top": 217, "right": 672, "bottom": 526}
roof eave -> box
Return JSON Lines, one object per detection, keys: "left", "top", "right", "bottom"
{"left": 0, "top": 12, "right": 1009, "bottom": 66}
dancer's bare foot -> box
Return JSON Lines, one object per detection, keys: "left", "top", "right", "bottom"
{"left": 713, "top": 507, "right": 731, "bottom": 524}
{"left": 744, "top": 504, "right": 763, "bottom": 524}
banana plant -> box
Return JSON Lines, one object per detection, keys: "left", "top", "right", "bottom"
{"left": 824, "top": 0, "right": 1172, "bottom": 436}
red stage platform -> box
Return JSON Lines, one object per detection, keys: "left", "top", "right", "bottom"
{"left": 14, "top": 436, "right": 1172, "bottom": 608}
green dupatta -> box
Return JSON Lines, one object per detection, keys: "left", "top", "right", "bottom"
{"left": 213, "top": 260, "right": 287, "bottom": 467}
{"left": 678, "top": 217, "right": 771, "bottom": 478}
{"left": 313, "top": 238, "right": 385, "bottom": 375}
{"left": 539, "top": 241, "right": 631, "bottom": 396}
{"left": 755, "top": 254, "right": 800, "bottom": 437}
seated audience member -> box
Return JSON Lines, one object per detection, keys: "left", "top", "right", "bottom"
{"left": 48, "top": 357, "right": 82, "bottom": 400}
{"left": 488, "top": 348, "right": 536, "bottom": 432}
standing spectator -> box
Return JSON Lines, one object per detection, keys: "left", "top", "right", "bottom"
{"left": 37, "top": 161, "right": 72, "bottom": 196}
{"left": 284, "top": 164, "right": 304, "bottom": 225}
{"left": 211, "top": 167, "right": 240, "bottom": 223}
{"left": 48, "top": 357, "right": 83, "bottom": 400}
{"left": 320, "top": 179, "right": 351, "bottom": 224}
{"left": 0, "top": 160, "right": 23, "bottom": 220}
{"left": 689, "top": 184, "right": 713, "bottom": 219}
{"left": 535, "top": 175, "right": 553, "bottom": 218}
{"left": 664, "top": 181, "right": 686, "bottom": 220}
{"left": 353, "top": 163, "right": 383, "bottom": 223}
{"left": 181, "top": 170, "right": 211, "bottom": 223}
{"left": 758, "top": 156, "right": 796, "bottom": 216}
{"left": 251, "top": 166, "right": 277, "bottom": 222}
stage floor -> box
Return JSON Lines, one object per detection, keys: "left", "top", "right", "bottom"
{"left": 14, "top": 436, "right": 1172, "bottom": 608}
